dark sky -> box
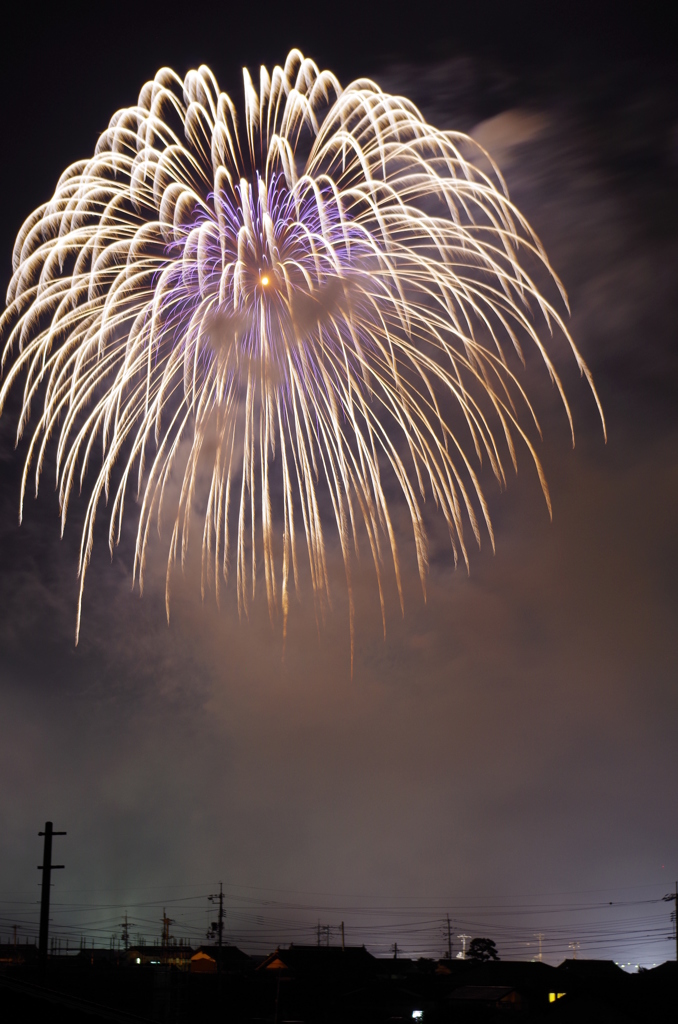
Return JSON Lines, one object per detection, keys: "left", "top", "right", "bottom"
{"left": 1, "top": 2, "right": 677, "bottom": 965}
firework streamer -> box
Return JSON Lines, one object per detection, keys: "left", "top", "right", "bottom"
{"left": 0, "top": 51, "right": 604, "bottom": 663}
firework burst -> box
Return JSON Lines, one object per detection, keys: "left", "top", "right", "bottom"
{"left": 0, "top": 51, "right": 604, "bottom": 659}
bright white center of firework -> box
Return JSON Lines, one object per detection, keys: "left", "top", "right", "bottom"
{"left": 261, "top": 275, "right": 269, "bottom": 286}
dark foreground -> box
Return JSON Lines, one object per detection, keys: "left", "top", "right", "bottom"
{"left": 1, "top": 945, "right": 676, "bottom": 1023}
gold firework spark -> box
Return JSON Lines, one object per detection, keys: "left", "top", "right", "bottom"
{"left": 0, "top": 50, "right": 604, "bottom": 661}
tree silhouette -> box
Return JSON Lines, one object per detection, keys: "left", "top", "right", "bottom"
{"left": 467, "top": 938, "right": 500, "bottom": 961}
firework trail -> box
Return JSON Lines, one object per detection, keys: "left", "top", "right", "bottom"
{"left": 0, "top": 51, "right": 604, "bottom": 659}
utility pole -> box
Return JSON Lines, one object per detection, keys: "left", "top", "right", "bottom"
{"left": 208, "top": 882, "right": 225, "bottom": 953}
{"left": 341, "top": 921, "right": 345, "bottom": 952}
{"left": 662, "top": 883, "right": 678, "bottom": 961}
{"left": 446, "top": 915, "right": 452, "bottom": 960}
{"left": 38, "top": 821, "right": 66, "bottom": 976}
{"left": 121, "top": 913, "right": 132, "bottom": 951}
{"left": 208, "top": 881, "right": 225, "bottom": 1002}
{"left": 162, "top": 910, "right": 174, "bottom": 950}
{"left": 568, "top": 941, "right": 580, "bottom": 960}
{"left": 536, "top": 933, "right": 544, "bottom": 962}
{"left": 218, "top": 882, "right": 224, "bottom": 953}
{"left": 457, "top": 934, "right": 471, "bottom": 960}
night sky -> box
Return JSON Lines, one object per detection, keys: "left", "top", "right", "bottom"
{"left": 1, "top": 2, "right": 677, "bottom": 965}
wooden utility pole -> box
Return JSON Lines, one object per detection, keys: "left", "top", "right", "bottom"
{"left": 446, "top": 915, "right": 452, "bottom": 960}
{"left": 38, "top": 822, "right": 66, "bottom": 975}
